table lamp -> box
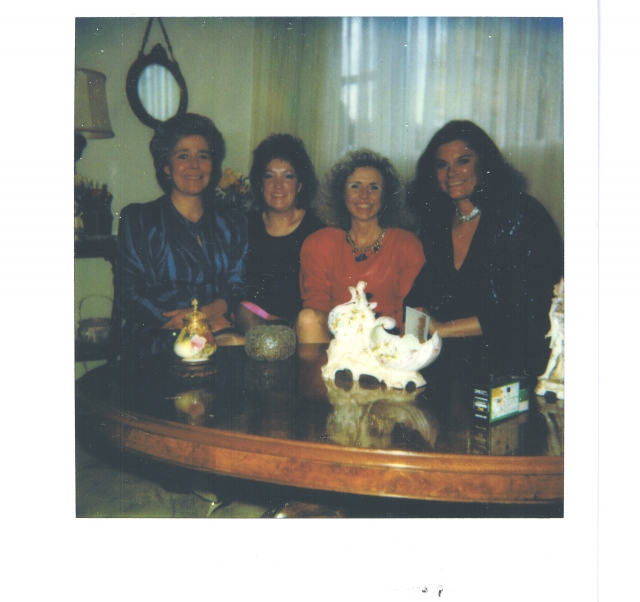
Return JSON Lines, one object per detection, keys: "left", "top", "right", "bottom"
{"left": 74, "top": 68, "right": 114, "bottom": 163}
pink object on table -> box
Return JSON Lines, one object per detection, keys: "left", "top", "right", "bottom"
{"left": 240, "top": 301, "right": 282, "bottom": 321}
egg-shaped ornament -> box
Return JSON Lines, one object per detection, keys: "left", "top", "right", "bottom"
{"left": 173, "top": 299, "right": 217, "bottom": 362}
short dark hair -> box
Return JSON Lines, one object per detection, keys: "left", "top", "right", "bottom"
{"left": 249, "top": 134, "right": 319, "bottom": 210}
{"left": 315, "top": 149, "right": 418, "bottom": 232}
{"left": 409, "top": 120, "right": 527, "bottom": 229}
{"left": 149, "top": 113, "right": 226, "bottom": 196}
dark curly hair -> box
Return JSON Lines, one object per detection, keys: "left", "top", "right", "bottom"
{"left": 248, "top": 133, "right": 319, "bottom": 211}
{"left": 408, "top": 120, "right": 527, "bottom": 232}
{"left": 149, "top": 113, "right": 226, "bottom": 197}
{"left": 314, "top": 149, "right": 418, "bottom": 233}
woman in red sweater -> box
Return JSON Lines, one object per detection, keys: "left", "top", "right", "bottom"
{"left": 297, "top": 149, "right": 424, "bottom": 343}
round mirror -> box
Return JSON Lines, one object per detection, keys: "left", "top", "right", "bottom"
{"left": 138, "top": 64, "right": 181, "bottom": 121}
{"left": 126, "top": 43, "right": 188, "bottom": 129}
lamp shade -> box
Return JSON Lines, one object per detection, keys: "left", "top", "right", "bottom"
{"left": 75, "top": 68, "right": 114, "bottom": 139}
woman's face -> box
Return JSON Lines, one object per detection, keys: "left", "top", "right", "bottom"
{"left": 164, "top": 135, "right": 213, "bottom": 197}
{"left": 262, "top": 158, "right": 302, "bottom": 212}
{"left": 345, "top": 167, "right": 384, "bottom": 224}
{"left": 435, "top": 140, "right": 479, "bottom": 202}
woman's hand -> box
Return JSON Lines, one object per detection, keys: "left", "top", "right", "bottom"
{"left": 161, "top": 308, "right": 191, "bottom": 330}
{"left": 428, "top": 316, "right": 442, "bottom": 337}
{"left": 430, "top": 316, "right": 482, "bottom": 338}
{"left": 296, "top": 308, "right": 330, "bottom": 344}
{"left": 410, "top": 307, "right": 481, "bottom": 338}
{"left": 162, "top": 299, "right": 231, "bottom": 331}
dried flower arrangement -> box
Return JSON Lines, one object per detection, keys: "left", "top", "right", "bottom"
{"left": 74, "top": 175, "right": 114, "bottom": 236}
{"left": 214, "top": 168, "right": 254, "bottom": 212}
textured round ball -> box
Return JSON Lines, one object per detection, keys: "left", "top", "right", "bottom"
{"left": 244, "top": 325, "right": 297, "bottom": 361}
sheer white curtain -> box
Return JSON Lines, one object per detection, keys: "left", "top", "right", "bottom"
{"left": 250, "top": 18, "right": 344, "bottom": 176}
{"left": 250, "top": 17, "right": 564, "bottom": 231}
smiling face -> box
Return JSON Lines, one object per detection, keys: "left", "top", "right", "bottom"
{"left": 262, "top": 158, "right": 302, "bottom": 213}
{"left": 164, "top": 135, "right": 213, "bottom": 197}
{"left": 435, "top": 140, "right": 479, "bottom": 202}
{"left": 345, "top": 167, "right": 384, "bottom": 224}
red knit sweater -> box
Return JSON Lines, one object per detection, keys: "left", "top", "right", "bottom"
{"left": 299, "top": 227, "right": 425, "bottom": 326}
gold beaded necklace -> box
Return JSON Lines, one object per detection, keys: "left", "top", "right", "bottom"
{"left": 346, "top": 228, "right": 386, "bottom": 262}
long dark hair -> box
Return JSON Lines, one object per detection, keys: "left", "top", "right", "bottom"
{"left": 409, "top": 120, "right": 527, "bottom": 233}
{"left": 150, "top": 113, "right": 226, "bottom": 197}
{"left": 314, "top": 149, "right": 418, "bottom": 233}
{"left": 249, "top": 133, "right": 319, "bottom": 211}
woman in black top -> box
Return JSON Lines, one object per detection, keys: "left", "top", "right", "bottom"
{"left": 405, "top": 120, "right": 564, "bottom": 388}
{"left": 237, "top": 134, "right": 324, "bottom": 331}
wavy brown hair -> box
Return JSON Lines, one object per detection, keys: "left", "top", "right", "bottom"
{"left": 408, "top": 120, "right": 528, "bottom": 234}
{"left": 249, "top": 134, "right": 319, "bottom": 211}
{"left": 314, "top": 149, "right": 418, "bottom": 233}
{"left": 150, "top": 113, "right": 226, "bottom": 198}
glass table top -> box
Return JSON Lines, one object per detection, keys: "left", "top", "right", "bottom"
{"left": 76, "top": 345, "right": 563, "bottom": 458}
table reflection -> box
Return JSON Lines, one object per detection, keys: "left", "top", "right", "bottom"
{"left": 85, "top": 345, "right": 559, "bottom": 457}
{"left": 537, "top": 395, "right": 564, "bottom": 456}
{"left": 324, "top": 378, "right": 438, "bottom": 451}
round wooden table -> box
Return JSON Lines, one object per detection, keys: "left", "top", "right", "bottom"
{"left": 75, "top": 345, "right": 563, "bottom": 504}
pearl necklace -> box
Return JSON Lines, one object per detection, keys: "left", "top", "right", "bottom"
{"left": 346, "top": 228, "right": 386, "bottom": 262}
{"left": 456, "top": 206, "right": 482, "bottom": 223}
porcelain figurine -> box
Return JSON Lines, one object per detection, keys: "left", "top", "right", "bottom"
{"left": 173, "top": 299, "right": 217, "bottom": 361}
{"left": 321, "top": 281, "right": 441, "bottom": 389}
{"left": 536, "top": 278, "right": 564, "bottom": 399}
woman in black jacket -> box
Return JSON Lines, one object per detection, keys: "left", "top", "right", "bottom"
{"left": 406, "top": 120, "right": 564, "bottom": 388}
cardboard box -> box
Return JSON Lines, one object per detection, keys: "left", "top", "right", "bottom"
{"left": 473, "top": 377, "right": 524, "bottom": 424}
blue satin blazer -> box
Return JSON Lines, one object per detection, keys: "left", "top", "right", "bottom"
{"left": 114, "top": 194, "right": 248, "bottom": 359}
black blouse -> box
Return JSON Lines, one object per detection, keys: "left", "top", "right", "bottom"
{"left": 243, "top": 210, "right": 324, "bottom": 323}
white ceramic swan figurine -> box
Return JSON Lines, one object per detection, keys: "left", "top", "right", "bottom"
{"left": 321, "top": 281, "right": 441, "bottom": 389}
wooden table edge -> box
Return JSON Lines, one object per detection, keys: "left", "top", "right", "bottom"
{"left": 77, "top": 387, "right": 564, "bottom": 504}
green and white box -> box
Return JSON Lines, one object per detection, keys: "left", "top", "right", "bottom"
{"left": 473, "top": 378, "right": 522, "bottom": 424}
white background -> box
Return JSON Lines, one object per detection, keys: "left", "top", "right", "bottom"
{"left": 0, "top": 1, "right": 629, "bottom": 600}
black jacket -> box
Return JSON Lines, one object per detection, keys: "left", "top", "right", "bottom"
{"left": 406, "top": 193, "right": 564, "bottom": 385}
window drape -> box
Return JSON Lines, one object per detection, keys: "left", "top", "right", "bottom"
{"left": 250, "top": 17, "right": 563, "bottom": 232}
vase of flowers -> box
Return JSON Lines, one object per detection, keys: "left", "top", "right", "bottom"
{"left": 75, "top": 175, "right": 114, "bottom": 236}
{"left": 214, "top": 168, "right": 254, "bottom": 212}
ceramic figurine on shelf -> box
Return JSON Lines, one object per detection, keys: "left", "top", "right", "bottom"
{"left": 321, "top": 281, "right": 441, "bottom": 389}
{"left": 174, "top": 299, "right": 217, "bottom": 362}
{"left": 536, "top": 277, "right": 564, "bottom": 400}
